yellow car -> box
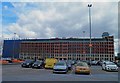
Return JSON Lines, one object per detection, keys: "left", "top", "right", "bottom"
{"left": 75, "top": 61, "right": 90, "bottom": 75}
{"left": 45, "top": 58, "right": 58, "bottom": 69}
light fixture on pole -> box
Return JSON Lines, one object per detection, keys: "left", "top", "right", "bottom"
{"left": 88, "top": 4, "right": 92, "bottom": 65}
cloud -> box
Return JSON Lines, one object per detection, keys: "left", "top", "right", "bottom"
{"left": 1, "top": 2, "right": 119, "bottom": 56}
{"left": 2, "top": 2, "right": 118, "bottom": 39}
{"left": 7, "top": 0, "right": 118, "bottom": 2}
{"left": 11, "top": 2, "right": 27, "bottom": 8}
{"left": 2, "top": 1, "right": 120, "bottom": 57}
{"left": 3, "top": 5, "right": 8, "bottom": 10}
{"left": 2, "top": 2, "right": 118, "bottom": 37}
{"left": 114, "top": 38, "right": 119, "bottom": 55}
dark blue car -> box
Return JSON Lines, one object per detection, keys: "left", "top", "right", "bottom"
{"left": 21, "top": 59, "right": 35, "bottom": 68}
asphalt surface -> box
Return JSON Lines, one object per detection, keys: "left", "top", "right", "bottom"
{"left": 2, "top": 64, "right": 119, "bottom": 81}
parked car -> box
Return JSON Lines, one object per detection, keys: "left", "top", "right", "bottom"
{"left": 97, "top": 61, "right": 102, "bottom": 66}
{"left": 71, "top": 60, "right": 76, "bottom": 65}
{"left": 103, "top": 60, "right": 111, "bottom": 64}
{"left": 102, "top": 62, "right": 118, "bottom": 71}
{"left": 81, "top": 60, "right": 91, "bottom": 66}
{"left": 99, "top": 60, "right": 111, "bottom": 66}
{"left": 91, "top": 60, "right": 98, "bottom": 65}
{"left": 116, "top": 60, "right": 120, "bottom": 67}
{"left": 53, "top": 61, "right": 68, "bottom": 73}
{"left": 66, "top": 60, "right": 72, "bottom": 70}
{"left": 75, "top": 61, "right": 90, "bottom": 75}
{"left": 12, "top": 59, "right": 24, "bottom": 63}
{"left": 0, "top": 60, "right": 9, "bottom": 64}
{"left": 3, "top": 58, "right": 12, "bottom": 63}
{"left": 21, "top": 59, "right": 35, "bottom": 68}
{"left": 32, "top": 60, "right": 44, "bottom": 69}
{"left": 45, "top": 58, "right": 58, "bottom": 69}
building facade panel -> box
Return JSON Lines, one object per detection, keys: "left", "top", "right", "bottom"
{"left": 2, "top": 35, "right": 115, "bottom": 61}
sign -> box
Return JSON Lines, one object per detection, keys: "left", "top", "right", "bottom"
{"left": 89, "top": 44, "right": 92, "bottom": 47}
{"left": 83, "top": 51, "right": 86, "bottom": 54}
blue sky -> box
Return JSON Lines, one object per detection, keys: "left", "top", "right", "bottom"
{"left": 1, "top": 1, "right": 119, "bottom": 55}
{"left": 2, "top": 2, "right": 17, "bottom": 25}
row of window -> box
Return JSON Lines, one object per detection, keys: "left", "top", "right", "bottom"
{"left": 20, "top": 53, "right": 114, "bottom": 57}
{"left": 20, "top": 56, "right": 114, "bottom": 61}
{"left": 21, "top": 44, "right": 113, "bottom": 47}
{"left": 21, "top": 41, "right": 113, "bottom": 45}
{"left": 20, "top": 47, "right": 114, "bottom": 50}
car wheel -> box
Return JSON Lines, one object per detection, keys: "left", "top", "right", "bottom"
{"left": 75, "top": 72, "right": 77, "bottom": 74}
{"left": 42, "top": 66, "right": 44, "bottom": 69}
{"left": 29, "top": 65, "right": 31, "bottom": 68}
{"left": 53, "top": 71, "right": 55, "bottom": 74}
{"left": 87, "top": 73, "right": 90, "bottom": 75}
{"left": 105, "top": 67, "right": 107, "bottom": 71}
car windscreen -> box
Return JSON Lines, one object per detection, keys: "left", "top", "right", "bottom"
{"left": 25, "top": 60, "right": 33, "bottom": 63}
{"left": 55, "top": 62, "right": 66, "bottom": 66}
{"left": 77, "top": 62, "right": 88, "bottom": 67}
{"left": 67, "top": 61, "right": 72, "bottom": 64}
{"left": 106, "top": 62, "right": 116, "bottom": 65}
{"left": 34, "top": 61, "right": 42, "bottom": 64}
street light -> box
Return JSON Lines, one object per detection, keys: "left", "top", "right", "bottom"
{"left": 83, "top": 31, "right": 86, "bottom": 60}
{"left": 88, "top": 4, "right": 92, "bottom": 65}
{"left": 13, "top": 33, "right": 16, "bottom": 59}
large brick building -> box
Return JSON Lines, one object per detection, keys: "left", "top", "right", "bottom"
{"left": 2, "top": 33, "right": 115, "bottom": 61}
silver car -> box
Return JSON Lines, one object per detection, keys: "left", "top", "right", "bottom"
{"left": 102, "top": 62, "right": 118, "bottom": 71}
{"left": 53, "top": 61, "right": 68, "bottom": 73}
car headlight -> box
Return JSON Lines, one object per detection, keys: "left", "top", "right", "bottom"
{"left": 38, "top": 64, "right": 41, "bottom": 66}
{"left": 53, "top": 66, "right": 56, "bottom": 69}
{"left": 76, "top": 67, "right": 79, "bottom": 70}
{"left": 116, "top": 67, "right": 118, "bottom": 69}
{"left": 106, "top": 66, "right": 109, "bottom": 68}
{"left": 64, "top": 66, "right": 67, "bottom": 69}
{"left": 106, "top": 66, "right": 110, "bottom": 69}
{"left": 27, "top": 63, "right": 29, "bottom": 65}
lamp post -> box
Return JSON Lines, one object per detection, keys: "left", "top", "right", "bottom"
{"left": 13, "top": 33, "right": 16, "bottom": 59}
{"left": 88, "top": 4, "right": 92, "bottom": 65}
{"left": 83, "top": 31, "right": 86, "bottom": 60}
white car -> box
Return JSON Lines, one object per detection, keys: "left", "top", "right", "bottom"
{"left": 53, "top": 61, "right": 68, "bottom": 73}
{"left": 91, "top": 60, "right": 98, "bottom": 65}
{"left": 102, "top": 62, "right": 118, "bottom": 71}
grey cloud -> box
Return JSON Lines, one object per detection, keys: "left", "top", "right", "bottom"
{"left": 4, "top": 2, "right": 118, "bottom": 39}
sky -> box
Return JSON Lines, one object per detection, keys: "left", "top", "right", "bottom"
{"left": 0, "top": 0, "right": 119, "bottom": 55}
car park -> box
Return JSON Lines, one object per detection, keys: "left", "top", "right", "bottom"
{"left": 102, "top": 62, "right": 118, "bottom": 72}
{"left": 75, "top": 61, "right": 90, "bottom": 75}
{"left": 32, "top": 60, "right": 44, "bottom": 69}
{"left": 21, "top": 59, "right": 35, "bottom": 68}
{"left": 3, "top": 63, "right": 118, "bottom": 81}
{"left": 53, "top": 61, "right": 68, "bottom": 73}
